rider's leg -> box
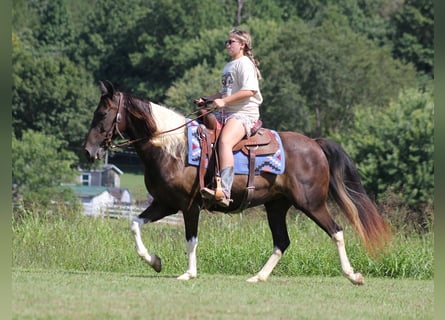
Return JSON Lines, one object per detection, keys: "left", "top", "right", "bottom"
{"left": 218, "top": 117, "right": 246, "bottom": 168}
{"left": 200, "top": 118, "right": 245, "bottom": 206}
{"left": 200, "top": 166, "right": 234, "bottom": 207}
{"left": 214, "top": 119, "right": 245, "bottom": 206}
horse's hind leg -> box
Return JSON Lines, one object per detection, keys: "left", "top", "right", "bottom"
{"left": 304, "top": 205, "right": 365, "bottom": 285}
{"left": 247, "top": 200, "right": 291, "bottom": 283}
{"left": 332, "top": 229, "right": 364, "bottom": 285}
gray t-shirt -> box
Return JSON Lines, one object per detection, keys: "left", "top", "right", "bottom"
{"left": 219, "top": 56, "right": 262, "bottom": 118}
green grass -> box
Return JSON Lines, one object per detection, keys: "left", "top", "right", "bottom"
{"left": 120, "top": 172, "right": 148, "bottom": 202}
{"left": 12, "top": 206, "right": 434, "bottom": 318}
{"left": 12, "top": 207, "right": 433, "bottom": 279}
{"left": 13, "top": 269, "right": 433, "bottom": 319}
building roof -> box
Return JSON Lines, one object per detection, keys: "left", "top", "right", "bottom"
{"left": 78, "top": 164, "right": 124, "bottom": 175}
{"left": 70, "top": 186, "right": 109, "bottom": 197}
{"left": 102, "top": 164, "right": 124, "bottom": 175}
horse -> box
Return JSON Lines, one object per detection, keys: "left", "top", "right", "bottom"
{"left": 83, "top": 81, "right": 391, "bottom": 285}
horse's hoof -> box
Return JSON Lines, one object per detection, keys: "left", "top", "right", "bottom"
{"left": 246, "top": 276, "right": 259, "bottom": 283}
{"left": 246, "top": 274, "right": 267, "bottom": 283}
{"left": 177, "top": 272, "right": 196, "bottom": 281}
{"left": 150, "top": 254, "right": 162, "bottom": 273}
{"left": 350, "top": 272, "right": 365, "bottom": 285}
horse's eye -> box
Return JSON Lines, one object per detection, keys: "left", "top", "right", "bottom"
{"left": 94, "top": 111, "right": 107, "bottom": 118}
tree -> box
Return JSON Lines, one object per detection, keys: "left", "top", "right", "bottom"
{"left": 255, "top": 17, "right": 417, "bottom": 136}
{"left": 334, "top": 87, "right": 433, "bottom": 213}
{"left": 122, "top": 0, "right": 234, "bottom": 99}
{"left": 160, "top": 16, "right": 417, "bottom": 137}
{"left": 34, "top": 0, "right": 75, "bottom": 52}
{"left": 12, "top": 33, "right": 97, "bottom": 155}
{"left": 164, "top": 61, "right": 221, "bottom": 114}
{"left": 388, "top": 0, "right": 434, "bottom": 77}
{"left": 12, "top": 0, "right": 432, "bottom": 180}
{"left": 72, "top": 0, "right": 151, "bottom": 82}
{"left": 12, "top": 130, "right": 78, "bottom": 207}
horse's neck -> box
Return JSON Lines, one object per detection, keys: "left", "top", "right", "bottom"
{"left": 133, "top": 140, "right": 187, "bottom": 185}
{"left": 126, "top": 101, "right": 188, "bottom": 170}
{"left": 149, "top": 102, "right": 187, "bottom": 134}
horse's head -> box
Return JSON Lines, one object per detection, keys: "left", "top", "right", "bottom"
{"left": 83, "top": 81, "right": 126, "bottom": 162}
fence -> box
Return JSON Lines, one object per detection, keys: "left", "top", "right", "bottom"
{"left": 82, "top": 202, "right": 182, "bottom": 225}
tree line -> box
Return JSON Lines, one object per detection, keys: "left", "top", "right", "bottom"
{"left": 12, "top": 0, "right": 433, "bottom": 222}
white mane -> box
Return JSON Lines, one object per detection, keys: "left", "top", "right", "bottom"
{"left": 150, "top": 102, "right": 187, "bottom": 160}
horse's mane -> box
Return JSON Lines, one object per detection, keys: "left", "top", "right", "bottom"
{"left": 125, "top": 94, "right": 187, "bottom": 161}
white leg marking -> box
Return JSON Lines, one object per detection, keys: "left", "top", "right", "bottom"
{"left": 332, "top": 231, "right": 364, "bottom": 285}
{"left": 177, "top": 237, "right": 198, "bottom": 280}
{"left": 130, "top": 217, "right": 153, "bottom": 265}
{"left": 246, "top": 247, "right": 282, "bottom": 283}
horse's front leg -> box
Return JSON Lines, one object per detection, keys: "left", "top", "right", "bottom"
{"left": 176, "top": 237, "right": 198, "bottom": 280}
{"left": 130, "top": 201, "right": 176, "bottom": 273}
{"left": 130, "top": 216, "right": 162, "bottom": 272}
{"left": 177, "top": 205, "right": 200, "bottom": 281}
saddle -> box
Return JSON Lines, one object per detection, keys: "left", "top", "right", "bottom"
{"left": 196, "top": 108, "right": 279, "bottom": 210}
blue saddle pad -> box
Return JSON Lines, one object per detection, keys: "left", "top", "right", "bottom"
{"left": 186, "top": 119, "right": 285, "bottom": 175}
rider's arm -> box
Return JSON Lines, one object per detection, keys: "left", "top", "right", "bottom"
{"left": 194, "top": 92, "right": 223, "bottom": 106}
{"left": 214, "top": 90, "right": 256, "bottom": 108}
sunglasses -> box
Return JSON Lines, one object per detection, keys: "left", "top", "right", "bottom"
{"left": 224, "top": 39, "right": 239, "bottom": 46}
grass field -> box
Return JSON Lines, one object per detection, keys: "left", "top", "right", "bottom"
{"left": 12, "top": 204, "right": 434, "bottom": 319}
{"left": 12, "top": 209, "right": 433, "bottom": 279}
{"left": 13, "top": 269, "right": 433, "bottom": 319}
{"left": 120, "top": 172, "right": 148, "bottom": 202}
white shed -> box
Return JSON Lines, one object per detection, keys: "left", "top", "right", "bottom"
{"left": 77, "top": 164, "right": 124, "bottom": 187}
{"left": 70, "top": 186, "right": 115, "bottom": 216}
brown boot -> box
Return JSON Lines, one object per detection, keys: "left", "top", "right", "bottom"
{"left": 216, "top": 166, "right": 234, "bottom": 207}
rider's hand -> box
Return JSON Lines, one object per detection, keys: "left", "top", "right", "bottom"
{"left": 194, "top": 97, "right": 207, "bottom": 106}
{"left": 213, "top": 98, "right": 226, "bottom": 108}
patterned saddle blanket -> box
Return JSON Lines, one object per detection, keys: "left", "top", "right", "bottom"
{"left": 186, "top": 120, "right": 285, "bottom": 175}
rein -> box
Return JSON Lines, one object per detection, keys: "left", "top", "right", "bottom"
{"left": 108, "top": 94, "right": 216, "bottom": 149}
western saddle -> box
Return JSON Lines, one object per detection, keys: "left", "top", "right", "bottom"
{"left": 196, "top": 107, "right": 279, "bottom": 211}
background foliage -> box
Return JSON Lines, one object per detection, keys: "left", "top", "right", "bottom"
{"left": 12, "top": 0, "right": 433, "bottom": 223}
{"left": 335, "top": 88, "right": 433, "bottom": 209}
{"left": 12, "top": 130, "right": 78, "bottom": 206}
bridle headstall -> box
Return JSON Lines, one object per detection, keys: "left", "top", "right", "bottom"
{"left": 105, "top": 92, "right": 216, "bottom": 150}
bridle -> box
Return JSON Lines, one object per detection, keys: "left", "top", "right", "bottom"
{"left": 103, "top": 92, "right": 216, "bottom": 150}
{"left": 104, "top": 92, "right": 126, "bottom": 149}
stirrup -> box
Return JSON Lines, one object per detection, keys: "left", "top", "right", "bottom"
{"left": 216, "top": 196, "right": 232, "bottom": 208}
{"left": 200, "top": 187, "right": 215, "bottom": 199}
{"left": 216, "top": 189, "right": 232, "bottom": 207}
{"left": 200, "top": 187, "right": 232, "bottom": 207}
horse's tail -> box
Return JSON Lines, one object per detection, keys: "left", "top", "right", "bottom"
{"left": 315, "top": 138, "right": 391, "bottom": 255}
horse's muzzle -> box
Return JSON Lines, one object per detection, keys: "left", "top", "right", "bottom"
{"left": 84, "top": 146, "right": 105, "bottom": 162}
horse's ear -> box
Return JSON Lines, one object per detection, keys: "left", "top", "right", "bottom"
{"left": 99, "top": 80, "right": 115, "bottom": 97}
